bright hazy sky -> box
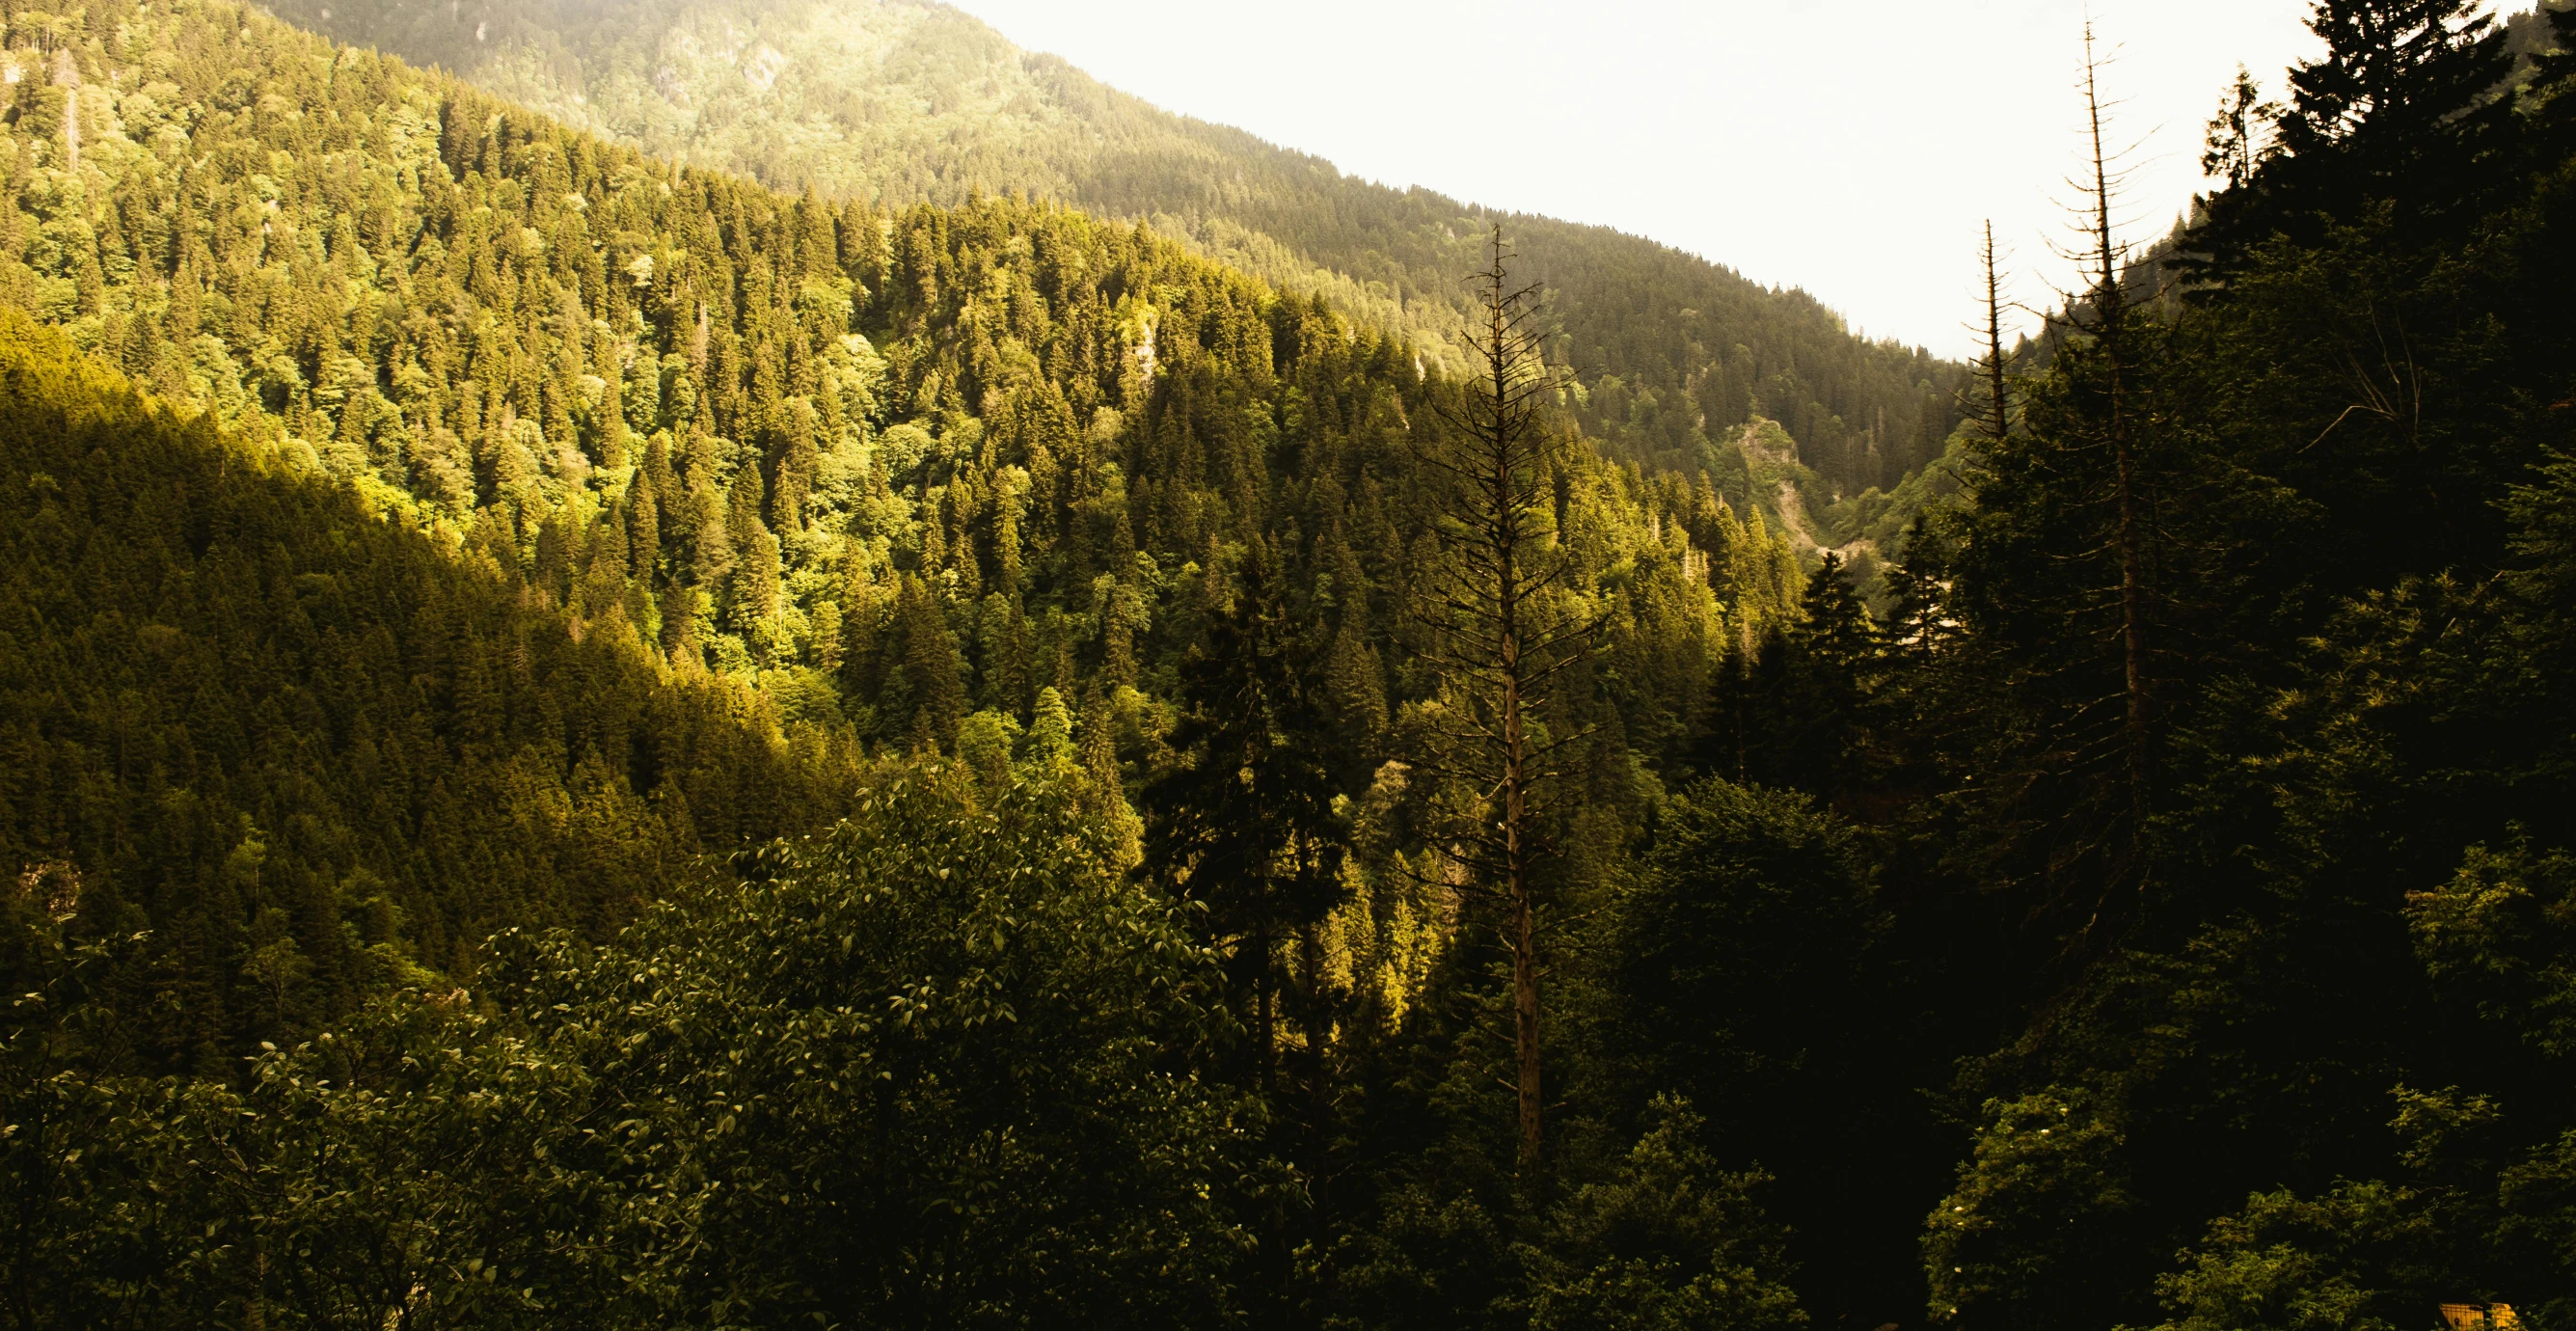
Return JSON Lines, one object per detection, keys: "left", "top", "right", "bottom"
{"left": 935, "top": 0, "right": 2387, "bottom": 358}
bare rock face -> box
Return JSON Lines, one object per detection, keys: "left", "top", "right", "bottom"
{"left": 653, "top": 62, "right": 689, "bottom": 109}
{"left": 743, "top": 42, "right": 786, "bottom": 95}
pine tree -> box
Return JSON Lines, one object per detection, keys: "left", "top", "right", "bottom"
{"left": 1027, "top": 685, "right": 1075, "bottom": 769}
{"left": 1937, "top": 27, "right": 2190, "bottom": 940}
{"left": 899, "top": 576, "right": 965, "bottom": 753}
{"left": 727, "top": 467, "right": 781, "bottom": 640}
{"left": 1976, "top": 221, "right": 2012, "bottom": 445}
{"left": 2535, "top": 2, "right": 2576, "bottom": 148}
{"left": 1142, "top": 557, "right": 1345, "bottom": 1087}
{"left": 1325, "top": 611, "right": 1390, "bottom": 780}
{"left": 2186, "top": 0, "right": 2517, "bottom": 277}
{"left": 1074, "top": 681, "right": 1143, "bottom": 869}
{"left": 1723, "top": 553, "right": 1882, "bottom": 801}
{"left": 1414, "top": 228, "right": 1602, "bottom": 1174}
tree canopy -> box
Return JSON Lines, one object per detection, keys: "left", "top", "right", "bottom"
{"left": 5, "top": 0, "right": 2576, "bottom": 1327}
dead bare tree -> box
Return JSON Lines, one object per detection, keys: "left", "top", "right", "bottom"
{"left": 1415, "top": 226, "right": 1600, "bottom": 1176}
{"left": 1980, "top": 220, "right": 2013, "bottom": 444}
{"left": 2077, "top": 23, "right": 2153, "bottom": 797}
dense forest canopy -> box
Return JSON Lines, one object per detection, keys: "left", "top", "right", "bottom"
{"left": 0, "top": 306, "right": 870, "bottom": 1074}
{"left": 3, "top": 0, "right": 2575, "bottom": 1328}
{"left": 265, "top": 0, "right": 1968, "bottom": 507}
{"left": 0, "top": 0, "right": 1813, "bottom": 1049}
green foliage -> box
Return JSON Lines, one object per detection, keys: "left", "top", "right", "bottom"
{"left": 1323, "top": 1098, "right": 1805, "bottom": 1331}
{"left": 1600, "top": 775, "right": 1941, "bottom": 1313}
{"left": 274, "top": 0, "right": 1966, "bottom": 500}
{"left": 2410, "top": 839, "right": 2576, "bottom": 1056}
{"left": 1141, "top": 552, "right": 1344, "bottom": 1074}
{"left": 0, "top": 0, "right": 1796, "bottom": 755}
{"left": 4, "top": 765, "right": 1256, "bottom": 1328}
{"left": 1924, "top": 1090, "right": 2136, "bottom": 1328}
{"left": 2144, "top": 1182, "right": 2433, "bottom": 1331}
{"left": 0, "top": 4, "right": 1828, "bottom": 1322}
{"left": 1699, "top": 555, "right": 1886, "bottom": 798}
{"left": 2189, "top": 0, "right": 2521, "bottom": 278}
{"left": 1609, "top": 778, "right": 1876, "bottom": 1143}
{"left": 1520, "top": 1097, "right": 1805, "bottom": 1331}
{"left": 13, "top": 0, "right": 2576, "bottom": 1324}
{"left": 0, "top": 0, "right": 1806, "bottom": 1079}
{"left": 1855, "top": 8, "right": 2576, "bottom": 1327}
{"left": 0, "top": 309, "right": 853, "bottom": 1067}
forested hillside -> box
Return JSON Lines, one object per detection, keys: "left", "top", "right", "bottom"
{"left": 268, "top": 0, "right": 1966, "bottom": 503}
{"left": 1893, "top": 2, "right": 2576, "bottom": 1325}
{"left": 0, "top": 2, "right": 1825, "bottom": 1319}
{"left": 0, "top": 0, "right": 1804, "bottom": 751}
{"left": 9, "top": 0, "right": 2576, "bottom": 1328}
{"left": 0, "top": 309, "right": 867, "bottom": 1073}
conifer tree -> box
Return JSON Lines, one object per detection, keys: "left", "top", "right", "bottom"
{"left": 1939, "top": 25, "right": 2202, "bottom": 937}
{"left": 1977, "top": 221, "right": 2012, "bottom": 445}
{"left": 2536, "top": 2, "right": 2576, "bottom": 148}
{"left": 2081, "top": 30, "right": 2154, "bottom": 802}
{"left": 1325, "top": 611, "right": 1391, "bottom": 780}
{"left": 1416, "top": 228, "right": 1602, "bottom": 1174}
{"left": 1703, "top": 553, "right": 1882, "bottom": 801}
{"left": 1142, "top": 556, "right": 1345, "bottom": 1090}
{"left": 900, "top": 577, "right": 965, "bottom": 752}
{"left": 2186, "top": 0, "right": 2516, "bottom": 276}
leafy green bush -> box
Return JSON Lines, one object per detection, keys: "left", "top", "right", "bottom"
{"left": 2, "top": 765, "right": 1255, "bottom": 1328}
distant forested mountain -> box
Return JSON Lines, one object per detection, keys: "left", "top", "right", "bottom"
{"left": 13, "top": 1, "right": 2572, "bottom": 1328}
{"left": 0, "top": 0, "right": 1798, "bottom": 1060}
{"left": 269, "top": 0, "right": 1966, "bottom": 502}
{"left": 0, "top": 0, "right": 1830, "bottom": 1317}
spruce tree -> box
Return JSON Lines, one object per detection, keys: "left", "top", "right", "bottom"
{"left": 900, "top": 576, "right": 965, "bottom": 753}
{"left": 1142, "top": 556, "right": 1345, "bottom": 1087}
{"left": 2186, "top": 0, "right": 2516, "bottom": 278}
{"left": 1414, "top": 227, "right": 1602, "bottom": 1175}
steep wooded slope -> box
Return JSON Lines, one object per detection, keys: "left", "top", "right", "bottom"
{"left": 272, "top": 0, "right": 1966, "bottom": 499}
{"left": 0, "top": 308, "right": 863, "bottom": 1073}
{"left": 0, "top": 0, "right": 1802, "bottom": 1061}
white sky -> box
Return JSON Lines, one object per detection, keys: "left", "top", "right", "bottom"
{"left": 935, "top": 0, "right": 2376, "bottom": 358}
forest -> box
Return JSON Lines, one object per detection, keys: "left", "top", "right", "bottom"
{"left": 265, "top": 0, "right": 1969, "bottom": 505}
{"left": 3, "top": 0, "right": 2575, "bottom": 1327}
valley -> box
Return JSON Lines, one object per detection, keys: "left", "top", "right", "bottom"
{"left": 1, "top": 1, "right": 2572, "bottom": 1329}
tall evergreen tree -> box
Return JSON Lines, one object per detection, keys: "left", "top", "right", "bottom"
{"left": 1414, "top": 228, "right": 1602, "bottom": 1175}
{"left": 2186, "top": 0, "right": 2516, "bottom": 278}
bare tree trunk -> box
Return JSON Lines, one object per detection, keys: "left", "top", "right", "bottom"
{"left": 1512, "top": 867, "right": 1540, "bottom": 1173}
{"left": 2082, "top": 27, "right": 2151, "bottom": 789}
{"left": 1982, "top": 220, "right": 2011, "bottom": 443}
{"left": 1478, "top": 235, "right": 1543, "bottom": 1175}
{"left": 1502, "top": 518, "right": 1541, "bottom": 1178}
{"left": 1418, "top": 227, "right": 1595, "bottom": 1178}
{"left": 1298, "top": 920, "right": 1334, "bottom": 1227}
{"left": 51, "top": 50, "right": 79, "bottom": 174}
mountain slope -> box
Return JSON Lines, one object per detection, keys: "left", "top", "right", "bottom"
{"left": 273, "top": 0, "right": 1966, "bottom": 500}
{"left": 0, "top": 309, "right": 863, "bottom": 1073}
{"left": 0, "top": 0, "right": 1803, "bottom": 1060}
{"left": 12, "top": 3, "right": 2576, "bottom": 1327}
{"left": 0, "top": 0, "right": 1830, "bottom": 1301}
